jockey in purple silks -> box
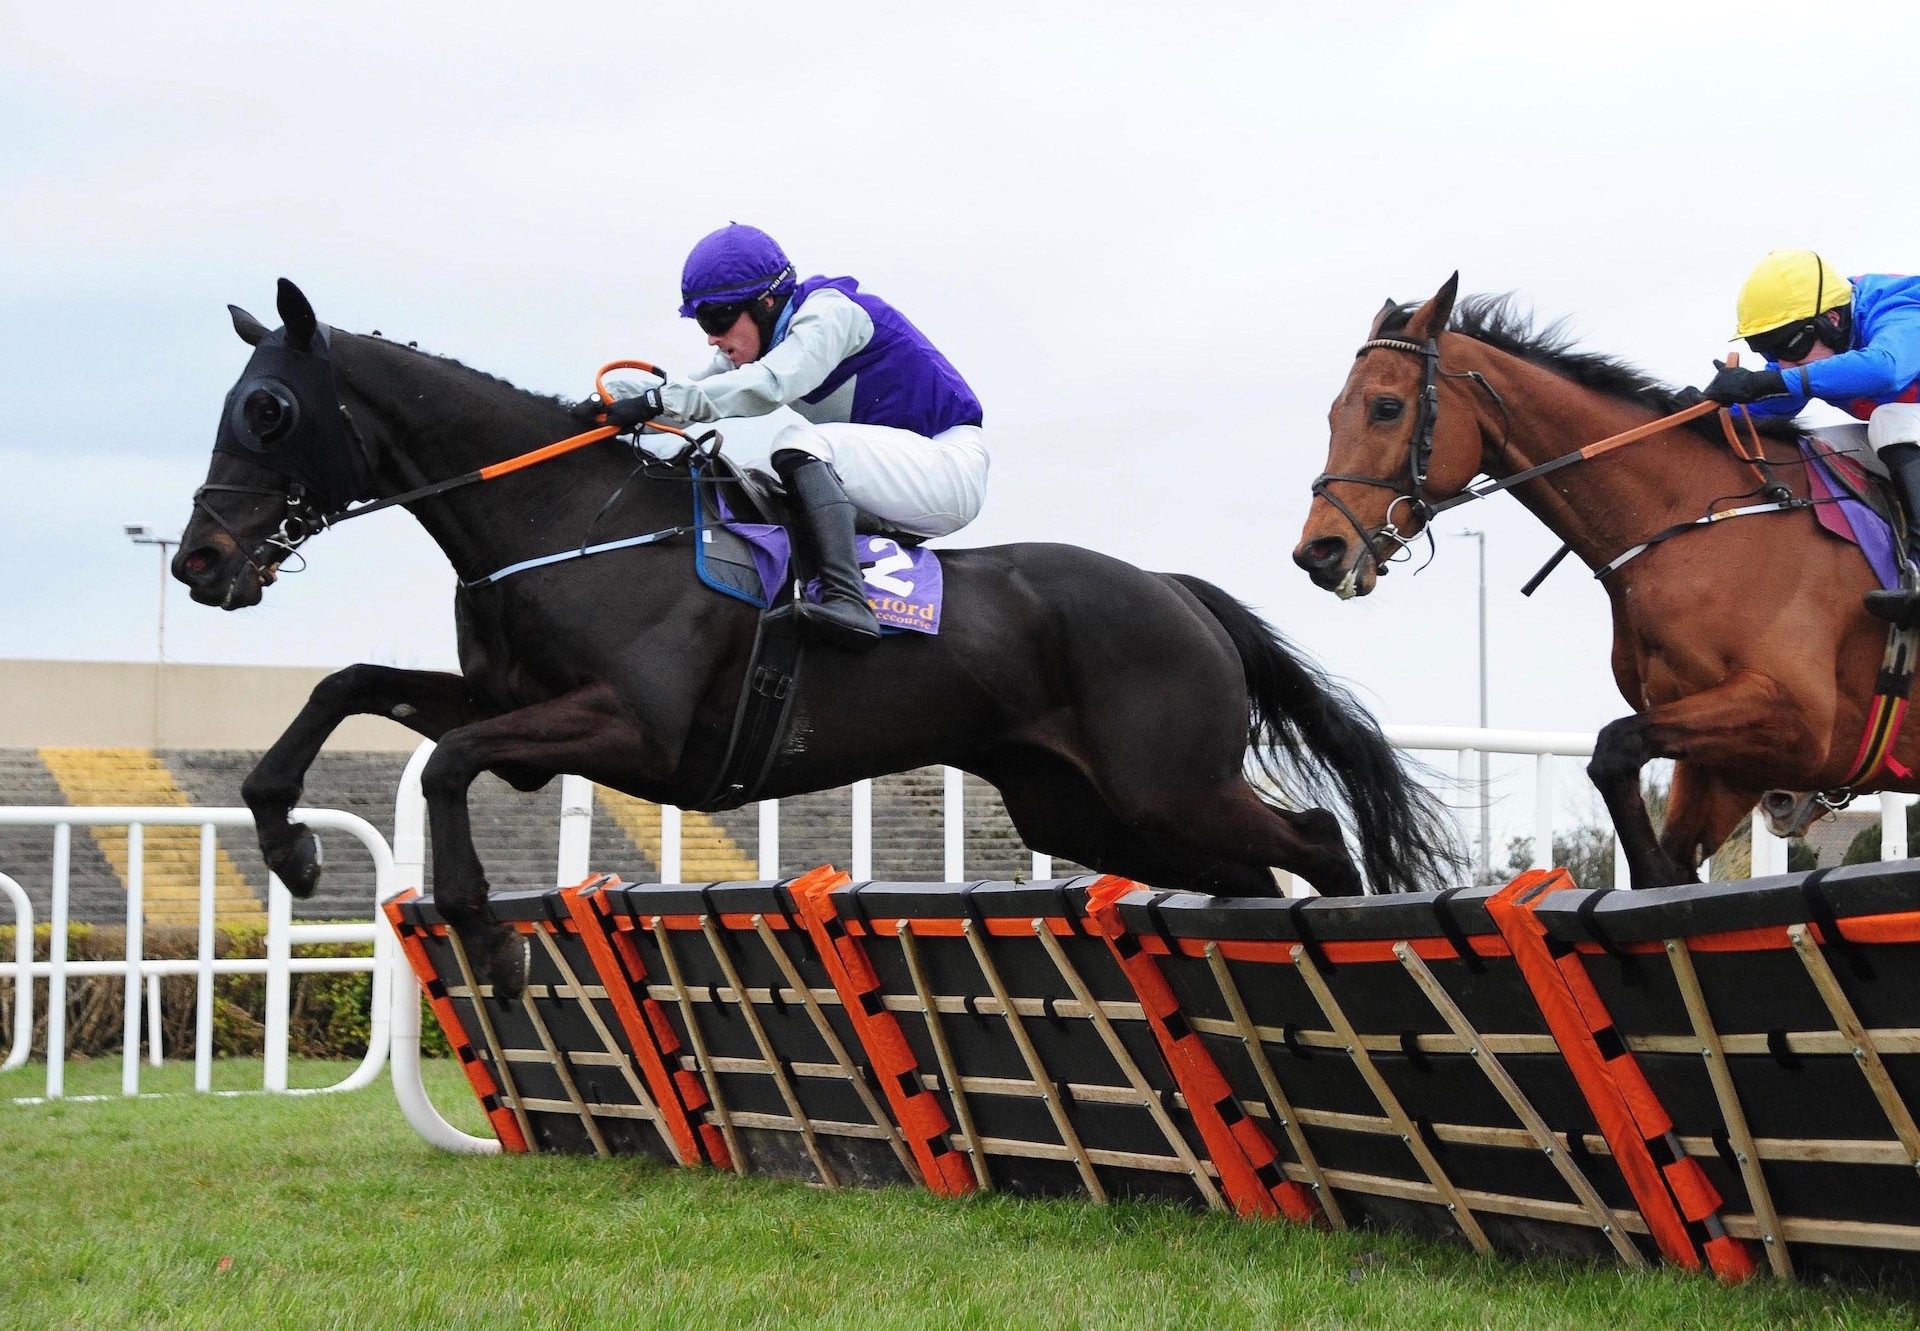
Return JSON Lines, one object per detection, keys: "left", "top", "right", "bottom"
{"left": 603, "top": 224, "right": 988, "bottom": 649}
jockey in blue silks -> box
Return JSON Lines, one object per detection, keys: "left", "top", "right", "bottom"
{"left": 1700, "top": 250, "right": 1920, "bottom": 626}
{"left": 605, "top": 223, "right": 988, "bottom": 649}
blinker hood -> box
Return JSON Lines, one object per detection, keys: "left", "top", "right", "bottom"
{"left": 214, "top": 323, "right": 375, "bottom": 514}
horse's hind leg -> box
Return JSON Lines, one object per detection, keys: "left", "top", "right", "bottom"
{"left": 1590, "top": 670, "right": 1818, "bottom": 889}
{"left": 242, "top": 666, "right": 494, "bottom": 899}
{"left": 418, "top": 684, "right": 650, "bottom": 1000}
{"left": 974, "top": 747, "right": 1288, "bottom": 895}
{"left": 1124, "top": 780, "right": 1367, "bottom": 896}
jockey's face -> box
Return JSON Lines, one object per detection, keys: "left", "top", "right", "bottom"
{"left": 709, "top": 301, "right": 769, "bottom": 367}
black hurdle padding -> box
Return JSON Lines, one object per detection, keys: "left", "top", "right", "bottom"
{"left": 1532, "top": 858, "right": 1920, "bottom": 1290}
{"left": 600, "top": 879, "right": 921, "bottom": 1189}
{"left": 392, "top": 885, "right": 686, "bottom": 1163}
{"left": 829, "top": 878, "right": 1227, "bottom": 1209}
{"left": 1111, "top": 887, "right": 1657, "bottom": 1266}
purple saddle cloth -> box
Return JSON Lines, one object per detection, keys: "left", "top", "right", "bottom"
{"left": 1803, "top": 439, "right": 1904, "bottom": 592}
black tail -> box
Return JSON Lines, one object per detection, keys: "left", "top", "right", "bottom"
{"left": 1171, "top": 574, "right": 1465, "bottom": 894}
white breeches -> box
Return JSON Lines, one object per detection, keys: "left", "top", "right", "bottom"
{"left": 766, "top": 421, "right": 989, "bottom": 538}
{"left": 1869, "top": 402, "right": 1920, "bottom": 455}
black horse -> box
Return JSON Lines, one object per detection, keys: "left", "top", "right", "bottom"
{"left": 173, "top": 280, "right": 1460, "bottom": 996}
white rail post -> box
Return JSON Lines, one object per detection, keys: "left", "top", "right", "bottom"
{"left": 1881, "top": 792, "right": 1908, "bottom": 862}
{"left": 263, "top": 872, "right": 291, "bottom": 1092}
{"left": 146, "top": 976, "right": 163, "bottom": 1068}
{"left": 1751, "top": 808, "right": 1789, "bottom": 877}
{"left": 122, "top": 822, "right": 145, "bottom": 1096}
{"left": 852, "top": 779, "right": 873, "bottom": 881}
{"left": 195, "top": 823, "right": 216, "bottom": 1091}
{"left": 1614, "top": 832, "right": 1631, "bottom": 890}
{"left": 758, "top": 800, "right": 779, "bottom": 879}
{"left": 1531, "top": 755, "right": 1554, "bottom": 873}
{"left": 1032, "top": 852, "right": 1052, "bottom": 883}
{"left": 556, "top": 775, "right": 593, "bottom": 886}
{"left": 660, "top": 805, "right": 682, "bottom": 883}
{"left": 0, "top": 874, "right": 33, "bottom": 1072}
{"left": 47, "top": 823, "right": 70, "bottom": 1098}
{"left": 943, "top": 767, "right": 964, "bottom": 882}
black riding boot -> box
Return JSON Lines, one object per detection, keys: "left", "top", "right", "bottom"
{"left": 1865, "top": 442, "right": 1920, "bottom": 628}
{"left": 773, "top": 449, "right": 882, "bottom": 649}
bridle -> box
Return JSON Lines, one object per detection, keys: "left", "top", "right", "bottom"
{"left": 1309, "top": 335, "right": 1512, "bottom": 574}
{"left": 188, "top": 357, "right": 720, "bottom": 599}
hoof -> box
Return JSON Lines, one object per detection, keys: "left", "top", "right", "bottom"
{"left": 479, "top": 924, "right": 530, "bottom": 1005}
{"left": 267, "top": 824, "right": 324, "bottom": 899}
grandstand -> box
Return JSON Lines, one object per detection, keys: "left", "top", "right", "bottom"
{"left": 0, "top": 658, "right": 1057, "bottom": 924}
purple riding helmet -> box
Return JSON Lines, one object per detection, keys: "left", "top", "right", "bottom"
{"left": 678, "top": 223, "right": 798, "bottom": 317}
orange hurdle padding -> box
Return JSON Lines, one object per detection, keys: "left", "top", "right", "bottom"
{"left": 555, "top": 877, "right": 718, "bottom": 1168}
{"left": 383, "top": 889, "right": 530, "bottom": 1153}
{"left": 1486, "top": 869, "right": 1757, "bottom": 1282}
{"left": 786, "top": 866, "right": 978, "bottom": 1196}
{"left": 1082, "top": 876, "right": 1323, "bottom": 1225}
{"left": 571, "top": 880, "right": 734, "bottom": 1169}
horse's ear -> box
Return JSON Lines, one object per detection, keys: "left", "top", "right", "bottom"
{"left": 229, "top": 304, "right": 269, "bottom": 346}
{"left": 276, "top": 278, "right": 319, "bottom": 353}
{"left": 1402, "top": 272, "right": 1461, "bottom": 340}
{"left": 1368, "top": 297, "right": 1398, "bottom": 338}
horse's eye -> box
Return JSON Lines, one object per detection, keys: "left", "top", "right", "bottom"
{"left": 1370, "top": 396, "right": 1405, "bottom": 424}
{"left": 241, "top": 385, "right": 298, "bottom": 443}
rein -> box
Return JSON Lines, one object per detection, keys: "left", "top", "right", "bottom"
{"left": 1315, "top": 338, "right": 1784, "bottom": 583}
{"left": 194, "top": 359, "right": 721, "bottom": 587}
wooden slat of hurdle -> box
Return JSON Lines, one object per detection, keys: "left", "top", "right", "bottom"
{"left": 1665, "top": 937, "right": 1790, "bottom": 1276}
{"left": 750, "top": 914, "right": 921, "bottom": 1182}
{"left": 1393, "top": 941, "right": 1643, "bottom": 1266}
{"left": 444, "top": 926, "right": 539, "bottom": 1153}
{"left": 516, "top": 979, "right": 613, "bottom": 1158}
{"left": 961, "top": 918, "right": 1107, "bottom": 1201}
{"left": 1291, "top": 944, "right": 1492, "bottom": 1253}
{"left": 1786, "top": 924, "right": 1920, "bottom": 1170}
{"left": 1202, "top": 943, "right": 1346, "bottom": 1229}
{"left": 896, "top": 923, "right": 992, "bottom": 1189}
{"left": 533, "top": 928, "right": 683, "bottom": 1165}
{"left": 699, "top": 917, "right": 841, "bottom": 1188}
{"left": 1029, "top": 921, "right": 1226, "bottom": 1212}
{"left": 650, "top": 917, "right": 746, "bottom": 1175}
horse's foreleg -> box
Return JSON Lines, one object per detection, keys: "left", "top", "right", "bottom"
{"left": 1589, "top": 670, "right": 1808, "bottom": 889}
{"left": 418, "top": 683, "right": 647, "bottom": 1000}
{"left": 243, "top": 666, "right": 493, "bottom": 898}
{"left": 1659, "top": 763, "right": 1762, "bottom": 877}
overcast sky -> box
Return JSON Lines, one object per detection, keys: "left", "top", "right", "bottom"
{"left": 6, "top": 0, "right": 1919, "bottom": 839}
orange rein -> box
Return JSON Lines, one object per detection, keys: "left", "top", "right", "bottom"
{"left": 477, "top": 360, "right": 694, "bottom": 481}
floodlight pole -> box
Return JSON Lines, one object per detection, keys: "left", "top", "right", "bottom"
{"left": 126, "top": 528, "right": 178, "bottom": 745}
{"left": 1448, "top": 531, "right": 1491, "bottom": 878}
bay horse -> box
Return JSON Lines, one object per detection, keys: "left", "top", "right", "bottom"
{"left": 174, "top": 280, "right": 1459, "bottom": 995}
{"left": 1293, "top": 273, "right": 1920, "bottom": 890}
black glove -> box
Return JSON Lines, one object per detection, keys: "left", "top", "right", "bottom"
{"left": 1702, "top": 362, "right": 1789, "bottom": 405}
{"left": 568, "top": 395, "right": 608, "bottom": 425}
{"left": 1670, "top": 385, "right": 1708, "bottom": 408}
{"left": 602, "top": 388, "right": 665, "bottom": 430}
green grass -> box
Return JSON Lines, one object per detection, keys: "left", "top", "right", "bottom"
{"left": 0, "top": 1060, "right": 1914, "bottom": 1329}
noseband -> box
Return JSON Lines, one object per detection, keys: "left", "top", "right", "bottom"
{"left": 1310, "top": 336, "right": 1510, "bottom": 572}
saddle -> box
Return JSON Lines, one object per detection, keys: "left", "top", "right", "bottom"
{"left": 692, "top": 454, "right": 925, "bottom": 548}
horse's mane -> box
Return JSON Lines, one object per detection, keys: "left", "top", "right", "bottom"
{"left": 1380, "top": 295, "right": 1799, "bottom": 442}
{"left": 353, "top": 330, "right": 580, "bottom": 415}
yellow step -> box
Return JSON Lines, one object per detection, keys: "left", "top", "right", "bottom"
{"left": 38, "top": 747, "right": 265, "bottom": 925}
{"left": 593, "top": 787, "right": 760, "bottom": 882}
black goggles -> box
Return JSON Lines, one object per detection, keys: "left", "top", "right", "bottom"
{"left": 1747, "top": 319, "right": 1821, "bottom": 364}
{"left": 694, "top": 300, "right": 753, "bottom": 336}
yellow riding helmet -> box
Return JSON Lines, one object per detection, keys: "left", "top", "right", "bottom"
{"left": 1734, "top": 249, "right": 1853, "bottom": 338}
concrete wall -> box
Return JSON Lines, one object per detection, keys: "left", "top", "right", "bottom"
{"left": 0, "top": 659, "right": 424, "bottom": 751}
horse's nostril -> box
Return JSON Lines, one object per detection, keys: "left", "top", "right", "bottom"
{"left": 1302, "top": 538, "right": 1346, "bottom": 566}
{"left": 184, "top": 551, "right": 213, "bottom": 574}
